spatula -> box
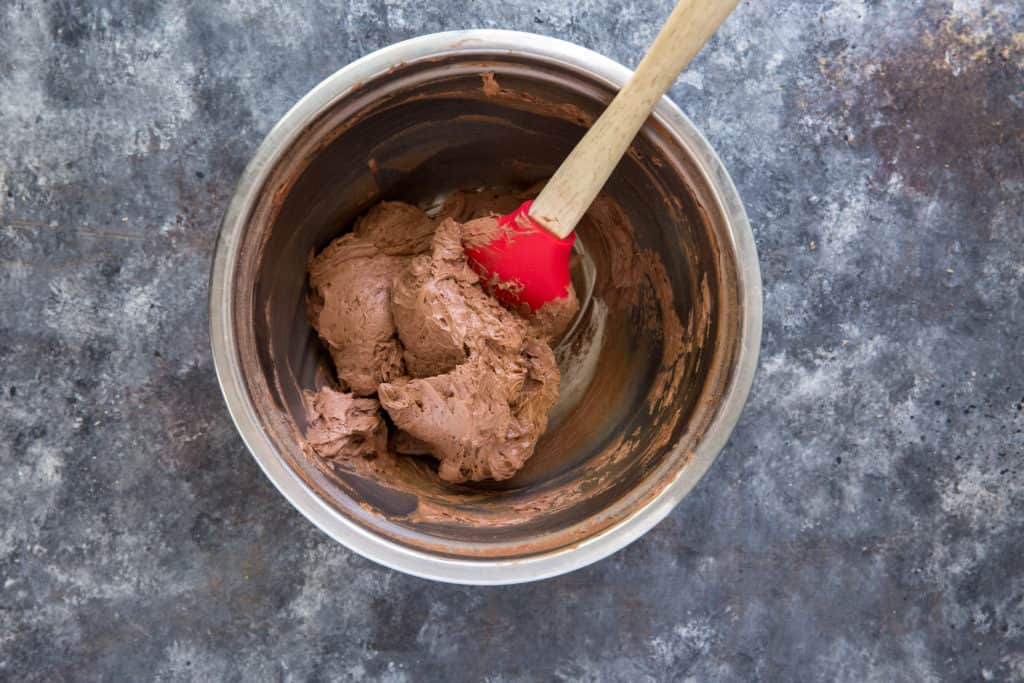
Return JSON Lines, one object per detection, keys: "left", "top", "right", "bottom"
{"left": 466, "top": 0, "right": 741, "bottom": 311}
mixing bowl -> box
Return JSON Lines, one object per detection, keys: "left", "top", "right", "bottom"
{"left": 209, "top": 30, "right": 761, "bottom": 584}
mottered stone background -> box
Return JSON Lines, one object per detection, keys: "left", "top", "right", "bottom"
{"left": 1, "top": 0, "right": 1022, "bottom": 680}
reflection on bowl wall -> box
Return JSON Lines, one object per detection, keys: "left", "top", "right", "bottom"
{"left": 209, "top": 31, "right": 761, "bottom": 584}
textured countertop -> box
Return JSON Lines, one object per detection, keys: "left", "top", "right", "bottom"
{"left": 2, "top": 1, "right": 1022, "bottom": 680}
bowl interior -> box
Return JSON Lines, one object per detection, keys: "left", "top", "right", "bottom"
{"left": 231, "top": 49, "right": 742, "bottom": 559}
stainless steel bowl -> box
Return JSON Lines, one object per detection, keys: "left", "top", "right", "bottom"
{"left": 209, "top": 30, "right": 761, "bottom": 584}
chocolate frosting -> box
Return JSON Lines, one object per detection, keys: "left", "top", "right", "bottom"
{"left": 306, "top": 202, "right": 435, "bottom": 395}
{"left": 305, "top": 196, "right": 577, "bottom": 483}
{"left": 303, "top": 387, "right": 389, "bottom": 460}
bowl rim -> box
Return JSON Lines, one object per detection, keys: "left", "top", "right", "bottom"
{"left": 209, "top": 29, "right": 762, "bottom": 585}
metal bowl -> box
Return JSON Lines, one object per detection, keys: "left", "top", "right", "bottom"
{"left": 209, "top": 30, "right": 761, "bottom": 584}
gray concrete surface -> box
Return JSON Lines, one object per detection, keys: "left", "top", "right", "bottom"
{"left": 1, "top": 0, "right": 1022, "bottom": 680}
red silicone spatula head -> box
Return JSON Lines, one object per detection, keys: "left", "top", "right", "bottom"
{"left": 465, "top": 200, "right": 575, "bottom": 312}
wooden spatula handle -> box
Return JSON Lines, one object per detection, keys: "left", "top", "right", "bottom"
{"left": 529, "top": 0, "right": 741, "bottom": 239}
